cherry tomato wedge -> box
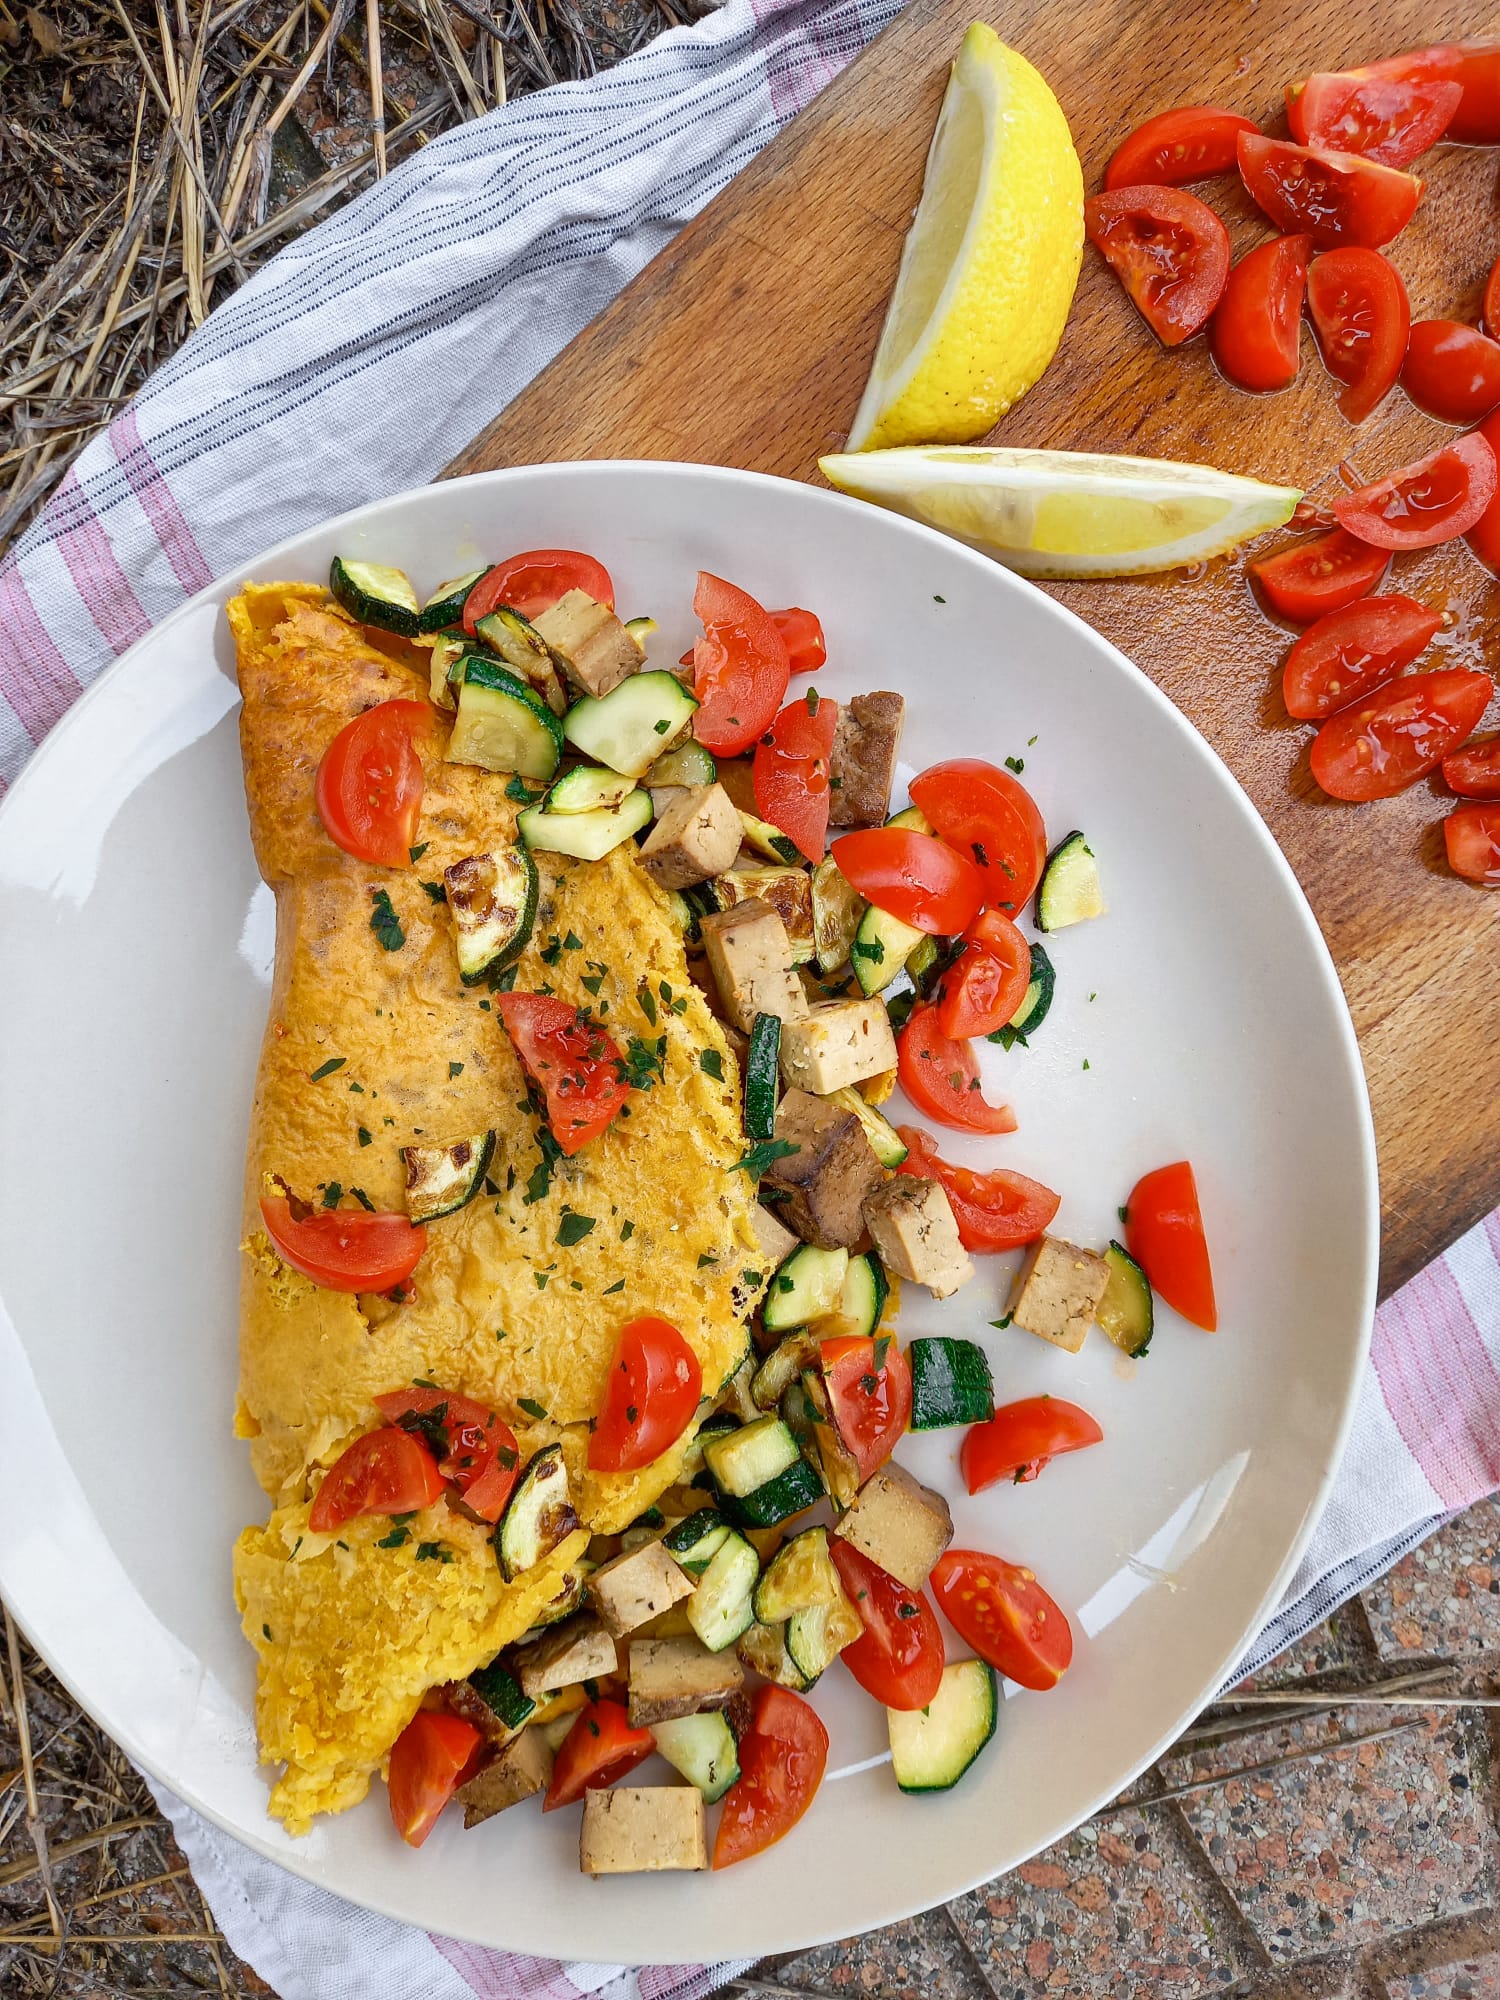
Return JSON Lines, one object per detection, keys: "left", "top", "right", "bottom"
{"left": 934, "top": 909, "right": 1032, "bottom": 1040}
{"left": 1281, "top": 595, "right": 1442, "bottom": 720}
{"left": 588, "top": 1316, "right": 703, "bottom": 1474}
{"left": 1467, "top": 409, "right": 1500, "bottom": 571}
{"left": 1210, "top": 234, "right": 1309, "bottom": 393}
{"left": 387, "top": 1709, "right": 481, "bottom": 1847}
{"left": 1485, "top": 256, "right": 1500, "bottom": 341}
{"left": 753, "top": 693, "right": 838, "bottom": 863}
{"left": 1358, "top": 43, "right": 1500, "bottom": 146}
{"left": 1237, "top": 134, "right": 1422, "bottom": 249}
{"left": 896, "top": 1006, "right": 1017, "bottom": 1137}
{"left": 829, "top": 1541, "right": 945, "bottom": 1711}
{"left": 930, "top": 1550, "right": 1073, "bottom": 1692}
{"left": 897, "top": 1126, "right": 1060, "bottom": 1253}
{"left": 1401, "top": 321, "right": 1500, "bottom": 425}
{"left": 1445, "top": 802, "right": 1500, "bottom": 886}
{"left": 770, "top": 607, "right": 827, "bottom": 674}
{"left": 960, "top": 1397, "right": 1104, "bottom": 1493}
{"left": 714, "top": 1686, "right": 828, "bottom": 1869}
{"left": 1442, "top": 733, "right": 1500, "bottom": 799}
{"left": 544, "top": 1699, "right": 654, "bottom": 1812}
{"left": 1334, "top": 434, "right": 1497, "bottom": 551}
{"left": 1083, "top": 185, "right": 1231, "bottom": 347}
{"left": 315, "top": 699, "right": 431, "bottom": 869}
{"left": 820, "top": 1334, "right": 912, "bottom": 1483}
{"left": 260, "top": 1194, "right": 426, "bottom": 1293}
{"left": 1285, "top": 70, "right": 1462, "bottom": 167}
{"left": 463, "top": 549, "right": 612, "bottom": 630}
{"left": 1103, "top": 105, "right": 1260, "bottom": 191}
{"left": 690, "top": 571, "right": 792, "bottom": 757}
{"left": 309, "top": 1426, "right": 445, "bottom": 1535}
{"left": 830, "top": 827, "right": 984, "bottom": 935}
{"left": 908, "top": 759, "right": 1049, "bottom": 914}
{"left": 495, "top": 991, "right": 631, "bottom": 1156}
{"left": 1306, "top": 247, "right": 1410, "bottom": 424}
{"left": 373, "top": 1387, "right": 521, "bottom": 1524}
{"left": 1310, "top": 670, "right": 1493, "bottom": 802}
{"left": 1249, "top": 528, "right": 1388, "bottom": 622}
{"left": 1125, "top": 1160, "right": 1217, "bottom": 1331}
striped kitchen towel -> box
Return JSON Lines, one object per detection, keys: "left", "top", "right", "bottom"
{"left": 3, "top": 0, "right": 1499, "bottom": 1991}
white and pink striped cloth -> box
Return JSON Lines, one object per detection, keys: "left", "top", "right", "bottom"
{"left": 3, "top": 0, "right": 1499, "bottom": 1991}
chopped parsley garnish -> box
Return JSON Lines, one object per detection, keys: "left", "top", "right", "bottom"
{"left": 309, "top": 1056, "right": 346, "bottom": 1082}
{"left": 449, "top": 1061, "right": 464, "bottom": 1077}
{"left": 581, "top": 971, "right": 606, "bottom": 997}
{"left": 933, "top": 593, "right": 946, "bottom": 604}
{"left": 603, "top": 1279, "right": 625, "bottom": 1294}
{"left": 972, "top": 841, "right": 988, "bottom": 867}
{"left": 564, "top": 932, "right": 582, "bottom": 951}
{"left": 408, "top": 842, "right": 429, "bottom": 862}
{"left": 540, "top": 936, "right": 563, "bottom": 966}
{"left": 616, "top": 1035, "right": 667, "bottom": 1091}
{"left": 735, "top": 1138, "right": 799, "bottom": 1180}
{"left": 743, "top": 1270, "right": 762, "bottom": 1286}
{"left": 518, "top": 1397, "right": 548, "bottom": 1421}
{"left": 620, "top": 1220, "right": 635, "bottom": 1241}
{"left": 637, "top": 984, "right": 658, "bottom": 1026}
{"left": 806, "top": 687, "right": 819, "bottom": 713}
{"left": 421, "top": 880, "right": 447, "bottom": 904}
{"left": 556, "top": 1212, "right": 597, "bottom": 1247}
{"left": 1028, "top": 734, "right": 1038, "bottom": 746}
{"left": 415, "top": 1542, "right": 454, "bottom": 1563}
{"left": 395, "top": 1404, "right": 450, "bottom": 1459}
{"left": 262, "top": 1624, "right": 272, "bottom": 1641}
{"left": 505, "top": 774, "right": 536, "bottom": 803}
{"left": 851, "top": 937, "right": 884, "bottom": 964}
{"left": 990, "top": 1314, "right": 1012, "bottom": 1330}
{"left": 699, "top": 1048, "right": 724, "bottom": 1081}
{"left": 357, "top": 1126, "right": 372, "bottom": 1146}
{"left": 1004, "top": 755, "right": 1025, "bottom": 775}
{"left": 697, "top": 1253, "right": 716, "bottom": 1268}
{"left": 653, "top": 717, "right": 672, "bottom": 734}
{"left": 988, "top": 1025, "right": 1027, "bottom": 1050}
{"left": 369, "top": 889, "right": 405, "bottom": 951}
{"left": 376, "top": 1525, "right": 410, "bottom": 1549}
{"left": 349, "top": 1186, "right": 375, "bottom": 1211}
{"left": 534, "top": 1271, "right": 550, "bottom": 1289}
{"left": 321, "top": 1182, "right": 343, "bottom": 1209}
{"left": 1082, "top": 1058, "right": 1091, "bottom": 1071}
{"left": 1118, "top": 1205, "right": 1130, "bottom": 1225}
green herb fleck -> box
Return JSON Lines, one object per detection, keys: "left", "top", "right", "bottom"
{"left": 369, "top": 889, "right": 405, "bottom": 951}
{"left": 699, "top": 1048, "right": 724, "bottom": 1081}
{"left": 518, "top": 1397, "right": 548, "bottom": 1421}
{"left": 1027, "top": 734, "right": 1038, "bottom": 747}
{"left": 309, "top": 1056, "right": 346, "bottom": 1082}
{"left": 697, "top": 1253, "right": 716, "bottom": 1268}
{"left": 409, "top": 842, "right": 429, "bottom": 862}
{"left": 620, "top": 1220, "right": 635, "bottom": 1241}
{"left": 505, "top": 774, "right": 536, "bottom": 803}
{"left": 421, "top": 880, "right": 447, "bottom": 904}
{"left": 557, "top": 1212, "right": 597, "bottom": 1247}
{"left": 933, "top": 594, "right": 946, "bottom": 604}
{"left": 735, "top": 1138, "right": 799, "bottom": 1181}
{"left": 350, "top": 1186, "right": 375, "bottom": 1211}
{"left": 806, "top": 687, "right": 819, "bottom": 714}
{"left": 1082, "top": 1058, "right": 1091, "bottom": 1071}
{"left": 637, "top": 984, "right": 658, "bottom": 1026}
{"left": 1004, "top": 755, "right": 1025, "bottom": 775}
{"left": 851, "top": 937, "right": 884, "bottom": 964}
{"left": 1118, "top": 1205, "right": 1129, "bottom": 1225}
{"left": 321, "top": 1182, "right": 343, "bottom": 1209}
{"left": 262, "top": 1624, "right": 272, "bottom": 1641}
{"left": 990, "top": 1314, "right": 1012, "bottom": 1330}
{"left": 449, "top": 1060, "right": 464, "bottom": 1078}
{"left": 603, "top": 1279, "right": 625, "bottom": 1294}
{"left": 376, "top": 1525, "right": 410, "bottom": 1549}
{"left": 416, "top": 1541, "right": 454, "bottom": 1563}
{"left": 358, "top": 1126, "right": 372, "bottom": 1146}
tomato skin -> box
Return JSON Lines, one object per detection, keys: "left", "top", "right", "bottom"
{"left": 463, "top": 549, "right": 612, "bottom": 630}
{"left": 1485, "top": 257, "right": 1500, "bottom": 341}
{"left": 1359, "top": 43, "right": 1500, "bottom": 147}
{"left": 315, "top": 700, "right": 431, "bottom": 868}
{"left": 961, "top": 1398, "right": 1104, "bottom": 1494}
{"left": 1442, "top": 733, "right": 1500, "bottom": 799}
{"left": 1210, "top": 234, "right": 1309, "bottom": 393}
{"left": 908, "top": 759, "right": 1049, "bottom": 914}
{"left": 387, "top": 1709, "right": 482, "bottom": 1847}
{"left": 373, "top": 1387, "right": 521, "bottom": 1524}
{"left": 1467, "top": 410, "right": 1500, "bottom": 571}
{"left": 691, "top": 571, "right": 792, "bottom": 757}
{"left": 259, "top": 1195, "right": 425, "bottom": 1293}
{"left": 770, "top": 607, "right": 827, "bottom": 674}
{"left": 588, "top": 1316, "right": 703, "bottom": 1473}
{"left": 714, "top": 1687, "right": 828, "bottom": 1869}
{"left": 1445, "top": 802, "right": 1500, "bottom": 886}
{"left": 1125, "top": 1160, "right": 1217, "bottom": 1331}
{"left": 829, "top": 1541, "right": 945, "bottom": 1711}
{"left": 1401, "top": 321, "right": 1500, "bottom": 426}
{"left": 1083, "top": 185, "right": 1231, "bottom": 346}
{"left": 1334, "top": 434, "right": 1497, "bottom": 551}
{"left": 1306, "top": 247, "right": 1410, "bottom": 424}
{"left": 1237, "top": 134, "right": 1422, "bottom": 249}
{"left": 935, "top": 910, "right": 1032, "bottom": 1040}
{"left": 930, "top": 1550, "right": 1073, "bottom": 1692}
{"left": 1310, "top": 670, "right": 1493, "bottom": 803}
{"left": 1281, "top": 595, "right": 1441, "bottom": 721}
{"left": 544, "top": 1700, "right": 654, "bottom": 1812}
{"left": 753, "top": 694, "right": 838, "bottom": 863}
{"left": 1285, "top": 71, "right": 1462, "bottom": 167}
{"left": 1249, "top": 528, "right": 1388, "bottom": 622}
{"left": 897, "top": 1127, "right": 1060, "bottom": 1253}
{"left": 830, "top": 828, "right": 984, "bottom": 935}
{"left": 309, "top": 1427, "right": 445, "bottom": 1535}
{"left": 495, "top": 991, "right": 631, "bottom": 1156}
{"left": 896, "top": 1006, "right": 1017, "bottom": 1136}
{"left": 820, "top": 1335, "right": 913, "bottom": 1483}
{"left": 1103, "top": 105, "right": 1260, "bottom": 191}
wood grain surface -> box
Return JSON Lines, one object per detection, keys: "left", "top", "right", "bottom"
{"left": 448, "top": 0, "right": 1500, "bottom": 1298}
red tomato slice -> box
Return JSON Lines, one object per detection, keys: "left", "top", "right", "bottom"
{"left": 373, "top": 1387, "right": 521, "bottom": 1524}
{"left": 820, "top": 1335, "right": 913, "bottom": 1483}
{"left": 908, "top": 759, "right": 1049, "bottom": 914}
{"left": 463, "top": 549, "right": 613, "bottom": 630}
{"left": 770, "top": 607, "right": 827, "bottom": 674}
{"left": 896, "top": 1006, "right": 1016, "bottom": 1137}
{"left": 260, "top": 1195, "right": 425, "bottom": 1293}
{"left": 544, "top": 1700, "right": 654, "bottom": 1812}
{"left": 1334, "top": 434, "right": 1497, "bottom": 551}
{"left": 495, "top": 991, "right": 631, "bottom": 1156}
{"left": 1281, "top": 595, "right": 1442, "bottom": 720}
{"left": 691, "top": 571, "right": 792, "bottom": 757}
{"left": 1083, "top": 185, "right": 1231, "bottom": 346}
{"left": 309, "top": 1427, "right": 445, "bottom": 1535}
{"left": 315, "top": 700, "right": 431, "bottom": 869}
{"left": 829, "top": 1541, "right": 945, "bottom": 1711}
{"left": 1285, "top": 70, "right": 1462, "bottom": 167}
{"left": 1305, "top": 247, "right": 1410, "bottom": 423}
{"left": 935, "top": 910, "right": 1032, "bottom": 1040}
{"left": 1401, "top": 321, "right": 1500, "bottom": 425}
{"left": 1237, "top": 134, "right": 1422, "bottom": 249}
{"left": 387, "top": 1709, "right": 482, "bottom": 1847}
{"left": 1103, "top": 105, "right": 1260, "bottom": 191}
{"left": 1249, "top": 528, "right": 1389, "bottom": 622}
{"left": 714, "top": 1686, "right": 828, "bottom": 1869}
{"left": 830, "top": 827, "right": 984, "bottom": 935}
{"left": 1468, "top": 409, "right": 1500, "bottom": 571}
{"left": 1358, "top": 43, "right": 1500, "bottom": 146}
{"left": 1485, "top": 256, "right": 1500, "bottom": 340}
{"left": 897, "top": 1126, "right": 1060, "bottom": 1253}
{"left": 960, "top": 1397, "right": 1104, "bottom": 1494}
{"left": 1125, "top": 1160, "right": 1217, "bottom": 1331}
{"left": 1442, "top": 733, "right": 1500, "bottom": 798}
{"left": 1445, "top": 802, "right": 1500, "bottom": 886}
{"left": 930, "top": 1550, "right": 1073, "bottom": 1692}
{"left": 1310, "top": 670, "right": 1493, "bottom": 802}
{"left": 1210, "top": 234, "right": 1309, "bottom": 393}
{"left": 588, "top": 1316, "right": 703, "bottom": 1473}
{"left": 753, "top": 693, "right": 838, "bottom": 863}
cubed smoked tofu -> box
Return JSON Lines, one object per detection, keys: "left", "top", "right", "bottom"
{"left": 586, "top": 1539, "right": 696, "bottom": 1638}
{"left": 453, "top": 1727, "right": 554, "bottom": 1827}
{"left": 779, "top": 997, "right": 898, "bottom": 1096}
{"left": 709, "top": 867, "right": 816, "bottom": 964}
{"left": 515, "top": 1612, "right": 620, "bottom": 1697}
{"left": 533, "top": 590, "right": 641, "bottom": 699}
{"left": 863, "top": 1176, "right": 973, "bottom": 1301}
{"left": 763, "top": 1088, "right": 884, "bottom": 1250}
{"left": 1007, "top": 1235, "right": 1112, "bottom": 1353}
{"left": 638, "top": 783, "right": 742, "bottom": 890}
{"left": 627, "top": 1636, "right": 744, "bottom": 1726}
{"left": 580, "top": 1787, "right": 708, "bottom": 1876}
{"left": 832, "top": 1461, "right": 954, "bottom": 1590}
{"left": 699, "top": 899, "right": 809, "bottom": 1034}
{"left": 751, "top": 1200, "right": 800, "bottom": 1271}
{"left": 829, "top": 691, "right": 905, "bottom": 828}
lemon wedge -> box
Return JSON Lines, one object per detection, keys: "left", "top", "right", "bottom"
{"left": 845, "top": 24, "right": 1084, "bottom": 454}
{"left": 819, "top": 446, "right": 1304, "bottom": 578}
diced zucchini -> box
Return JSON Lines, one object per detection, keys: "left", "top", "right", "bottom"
{"left": 645, "top": 741, "right": 716, "bottom": 789}
{"left": 785, "top": 1587, "right": 862, "bottom": 1681}
{"left": 738, "top": 810, "right": 802, "bottom": 865}
{"left": 651, "top": 1712, "right": 740, "bottom": 1803}
{"left": 1005, "top": 940, "right": 1056, "bottom": 1040}
{"left": 687, "top": 1412, "right": 740, "bottom": 1489}
{"left": 888, "top": 1660, "right": 996, "bottom": 1792}
{"left": 905, "top": 934, "right": 941, "bottom": 988}
{"left": 420, "top": 569, "right": 485, "bottom": 633}
{"left": 329, "top": 557, "right": 421, "bottom": 636}
{"left": 811, "top": 856, "right": 864, "bottom": 973}
{"left": 736, "top": 1619, "right": 815, "bottom": 1690}
{"left": 686, "top": 1530, "right": 759, "bottom": 1652}
{"left": 448, "top": 657, "right": 564, "bottom": 780}
{"left": 526, "top": 1560, "right": 592, "bottom": 1630}
{"left": 822, "top": 1251, "right": 889, "bottom": 1340}
{"left": 545, "top": 764, "right": 638, "bottom": 814}
{"left": 624, "top": 614, "right": 658, "bottom": 653}
{"left": 445, "top": 844, "right": 538, "bottom": 985}
{"left": 1036, "top": 831, "right": 1105, "bottom": 931}
{"left": 665, "top": 890, "right": 699, "bottom": 942}
{"left": 885, "top": 805, "right": 933, "bottom": 835}
{"left": 744, "top": 1012, "right": 781, "bottom": 1142}
{"left": 467, "top": 1659, "right": 535, "bottom": 1733}
{"left": 564, "top": 671, "right": 700, "bottom": 778}
{"left": 724, "top": 1457, "right": 824, "bottom": 1530}
{"left": 474, "top": 604, "right": 566, "bottom": 714}
{"left": 709, "top": 866, "right": 816, "bottom": 965}
{"left": 908, "top": 1337, "right": 995, "bottom": 1429}
{"left": 752, "top": 1526, "right": 840, "bottom": 1624}
{"left": 852, "top": 901, "right": 924, "bottom": 996}
{"left": 495, "top": 1444, "right": 579, "bottom": 1582}
{"left": 662, "top": 1509, "right": 731, "bottom": 1578}
{"left": 762, "top": 1244, "right": 849, "bottom": 1334}
{"left": 517, "top": 788, "right": 653, "bottom": 860}
{"left": 798, "top": 1369, "right": 860, "bottom": 1509}
{"left": 400, "top": 1129, "right": 496, "bottom": 1222}
{"left": 751, "top": 1330, "right": 822, "bottom": 1412}
{"left": 828, "top": 1086, "right": 907, "bottom": 1167}
{"left": 703, "top": 1415, "right": 801, "bottom": 1498}
{"left": 427, "top": 629, "right": 467, "bottom": 710}
{"left": 1097, "top": 1240, "right": 1154, "bottom": 1357}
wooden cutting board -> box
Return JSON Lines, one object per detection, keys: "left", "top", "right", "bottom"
{"left": 448, "top": 0, "right": 1500, "bottom": 1299}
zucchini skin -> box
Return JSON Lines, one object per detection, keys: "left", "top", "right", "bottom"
{"left": 744, "top": 1013, "right": 782, "bottom": 1142}
{"left": 329, "top": 557, "right": 422, "bottom": 636}
{"left": 908, "top": 1336, "right": 995, "bottom": 1429}
{"left": 722, "top": 1456, "right": 825, "bottom": 1529}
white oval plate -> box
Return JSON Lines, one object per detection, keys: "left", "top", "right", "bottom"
{"left": 0, "top": 462, "right": 1377, "bottom": 1965}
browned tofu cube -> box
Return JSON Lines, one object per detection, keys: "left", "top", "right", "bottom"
{"left": 533, "top": 590, "right": 641, "bottom": 699}
{"left": 779, "top": 997, "right": 898, "bottom": 1095}
{"left": 832, "top": 1462, "right": 954, "bottom": 1590}
{"left": 627, "top": 1636, "right": 744, "bottom": 1726}
{"left": 514, "top": 1612, "right": 619, "bottom": 1697}
{"left": 763, "top": 1088, "right": 883, "bottom": 1250}
{"left": 586, "top": 1538, "right": 696, "bottom": 1638}
{"left": 829, "top": 692, "right": 905, "bottom": 828}
{"left": 698, "top": 899, "right": 808, "bottom": 1034}
{"left": 453, "top": 1727, "right": 554, "bottom": 1826}
{"left": 751, "top": 1200, "right": 800, "bottom": 1271}
{"left": 638, "top": 783, "right": 743, "bottom": 889}
{"left": 580, "top": 1787, "right": 707, "bottom": 1875}
{"left": 863, "top": 1176, "right": 973, "bottom": 1301}
{"left": 1007, "top": 1235, "right": 1112, "bottom": 1353}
